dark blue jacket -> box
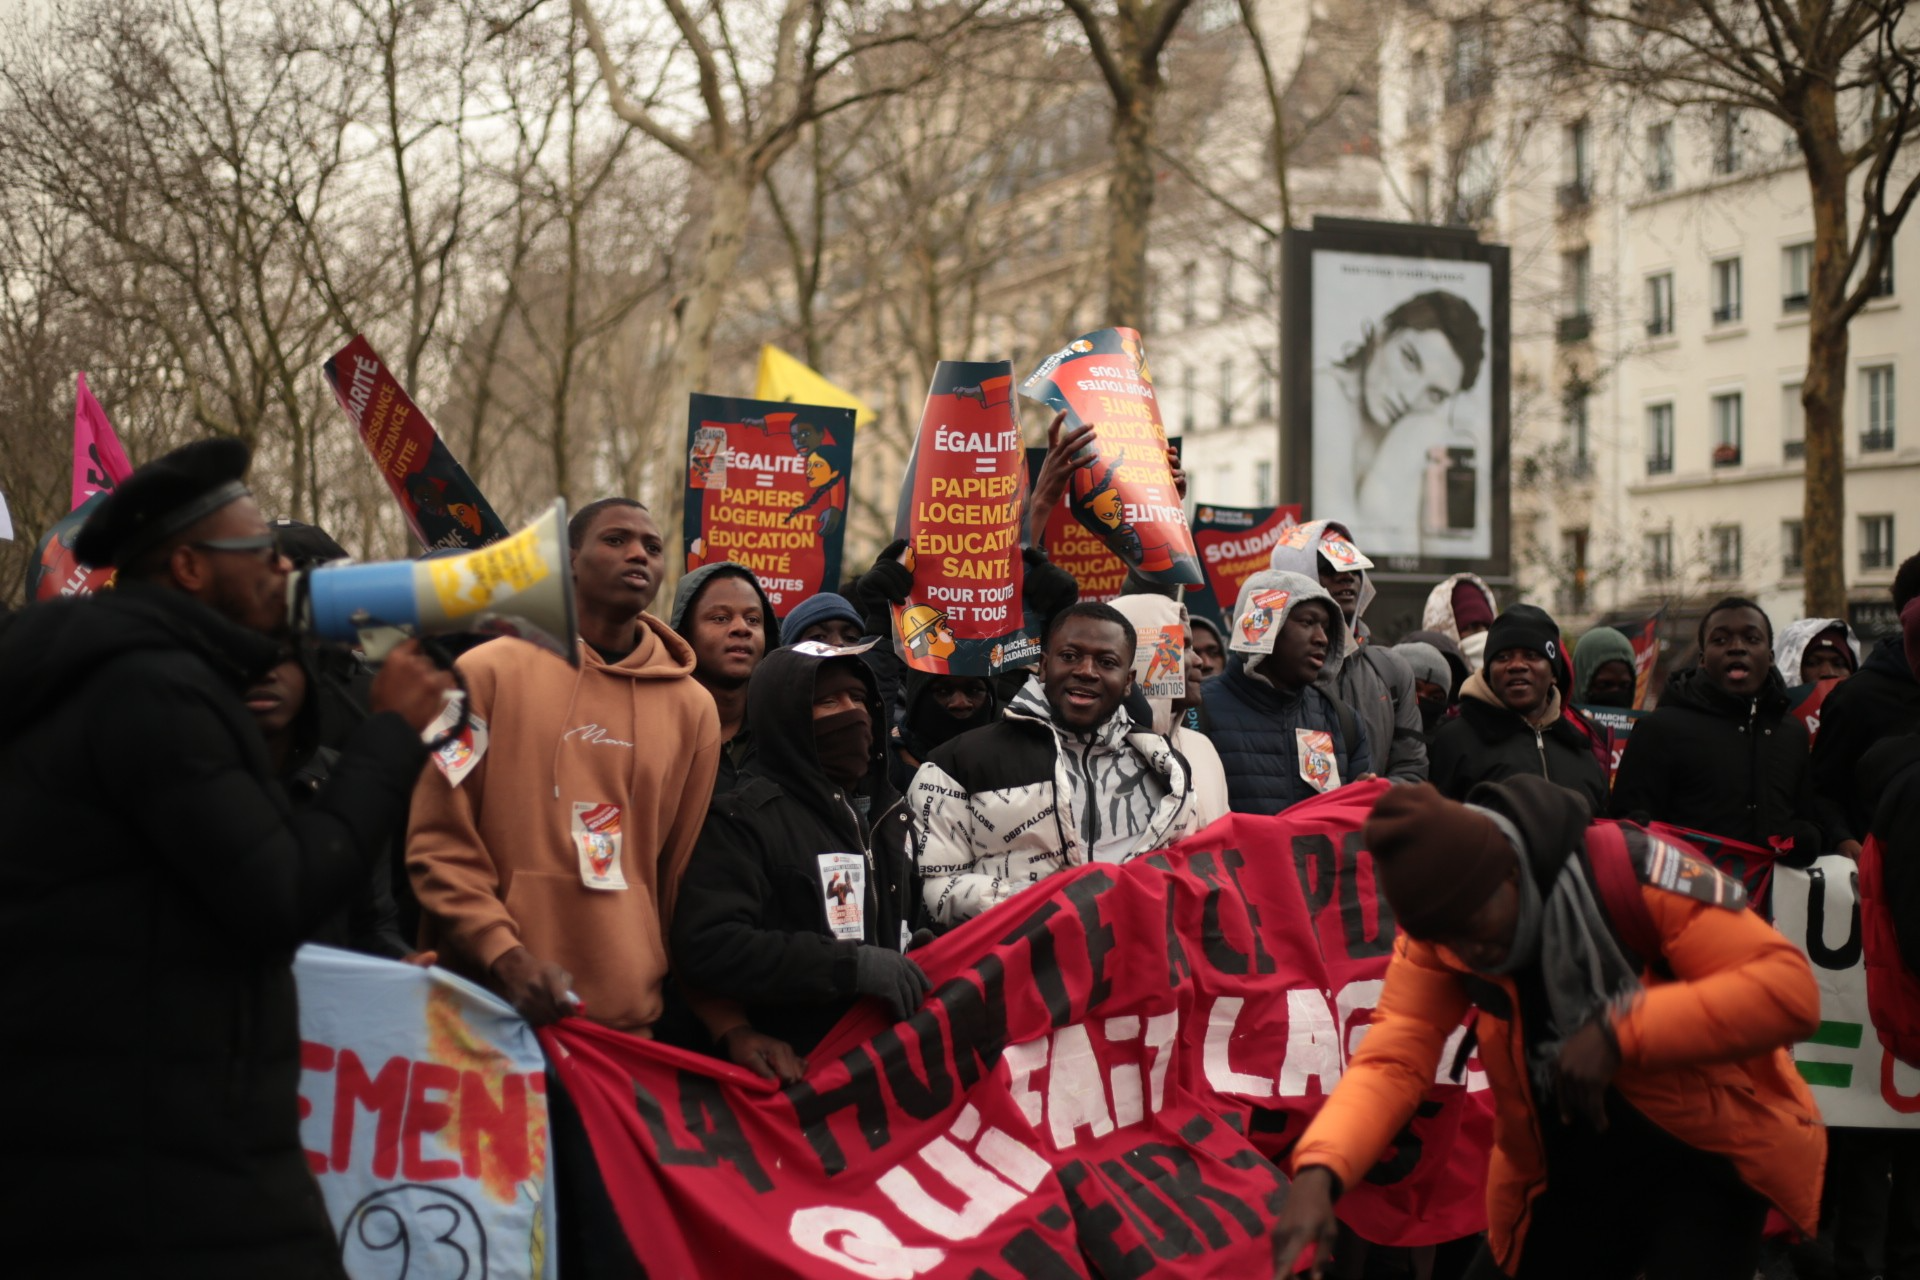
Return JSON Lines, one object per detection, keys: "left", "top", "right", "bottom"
{"left": 1197, "top": 656, "right": 1372, "bottom": 815}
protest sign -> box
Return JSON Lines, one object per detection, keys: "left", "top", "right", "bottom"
{"left": 1576, "top": 705, "right": 1646, "bottom": 786}
{"left": 1620, "top": 610, "right": 1663, "bottom": 710}
{"left": 71, "top": 372, "right": 133, "bottom": 512}
{"left": 324, "top": 335, "right": 509, "bottom": 551}
{"left": 1020, "top": 328, "right": 1201, "bottom": 587}
{"left": 891, "top": 362, "right": 1038, "bottom": 676}
{"left": 295, "top": 946, "right": 559, "bottom": 1280}
{"left": 684, "top": 393, "right": 856, "bottom": 618}
{"left": 1786, "top": 678, "right": 1842, "bottom": 745}
{"left": 26, "top": 492, "right": 115, "bottom": 601}
{"left": 1190, "top": 503, "right": 1303, "bottom": 630}
{"left": 1772, "top": 857, "right": 1920, "bottom": 1127}
{"left": 542, "top": 781, "right": 1494, "bottom": 1278}
{"left": 1021, "top": 436, "right": 1181, "bottom": 604}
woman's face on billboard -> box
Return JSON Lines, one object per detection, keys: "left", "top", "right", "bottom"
{"left": 1363, "top": 326, "right": 1465, "bottom": 428}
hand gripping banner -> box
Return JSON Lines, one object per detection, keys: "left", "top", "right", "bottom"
{"left": 325, "top": 335, "right": 509, "bottom": 551}
{"left": 1189, "top": 503, "right": 1303, "bottom": 632}
{"left": 891, "top": 361, "right": 1039, "bottom": 676}
{"left": 541, "top": 781, "right": 1493, "bottom": 1278}
{"left": 1021, "top": 439, "right": 1179, "bottom": 605}
{"left": 684, "top": 393, "right": 857, "bottom": 618}
{"left": 1019, "top": 328, "right": 1201, "bottom": 587}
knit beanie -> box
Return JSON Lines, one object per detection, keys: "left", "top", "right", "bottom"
{"left": 783, "top": 592, "right": 865, "bottom": 643}
{"left": 1451, "top": 579, "right": 1495, "bottom": 633}
{"left": 1482, "top": 607, "right": 1562, "bottom": 674}
{"left": 1365, "top": 783, "right": 1515, "bottom": 939}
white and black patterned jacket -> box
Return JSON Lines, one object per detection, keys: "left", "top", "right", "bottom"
{"left": 908, "top": 677, "right": 1194, "bottom": 926}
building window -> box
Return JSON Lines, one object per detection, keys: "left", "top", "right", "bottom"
{"left": 1710, "top": 524, "right": 1743, "bottom": 578}
{"left": 1646, "top": 121, "right": 1675, "bottom": 192}
{"left": 1412, "top": 167, "right": 1433, "bottom": 221}
{"left": 1454, "top": 136, "right": 1496, "bottom": 222}
{"left": 1782, "top": 381, "right": 1806, "bottom": 459}
{"left": 1712, "top": 392, "right": 1744, "bottom": 466}
{"left": 1646, "top": 271, "right": 1675, "bottom": 337}
{"left": 1565, "top": 388, "right": 1590, "bottom": 476}
{"left": 1181, "top": 366, "right": 1196, "bottom": 432}
{"left": 1862, "top": 365, "right": 1896, "bottom": 451}
{"left": 1862, "top": 514, "right": 1896, "bottom": 571}
{"left": 1257, "top": 238, "right": 1274, "bottom": 299}
{"left": 1712, "top": 106, "right": 1744, "bottom": 175}
{"left": 1255, "top": 459, "right": 1274, "bottom": 506}
{"left": 1180, "top": 263, "right": 1198, "bottom": 328}
{"left": 1711, "top": 257, "right": 1743, "bottom": 324}
{"left": 1559, "top": 248, "right": 1592, "bottom": 342}
{"left": 1220, "top": 256, "right": 1236, "bottom": 319}
{"left": 1447, "top": 21, "right": 1491, "bottom": 103}
{"left": 1647, "top": 402, "right": 1675, "bottom": 474}
{"left": 1559, "top": 120, "right": 1592, "bottom": 209}
{"left": 1782, "top": 243, "right": 1812, "bottom": 312}
{"left": 1257, "top": 351, "right": 1275, "bottom": 420}
{"left": 1866, "top": 229, "right": 1896, "bottom": 298}
{"left": 1645, "top": 529, "right": 1675, "bottom": 583}
{"left": 1407, "top": 51, "right": 1431, "bottom": 126}
{"left": 1218, "top": 360, "right": 1233, "bottom": 428}
{"left": 1782, "top": 519, "right": 1804, "bottom": 575}
{"left": 1561, "top": 528, "right": 1590, "bottom": 613}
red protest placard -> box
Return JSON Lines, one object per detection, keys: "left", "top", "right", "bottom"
{"left": 1024, "top": 445, "right": 1127, "bottom": 602}
{"left": 1020, "top": 328, "right": 1201, "bottom": 586}
{"left": 324, "top": 335, "right": 508, "bottom": 551}
{"left": 542, "top": 781, "right": 1494, "bottom": 1278}
{"left": 891, "top": 362, "right": 1039, "bottom": 676}
{"left": 683, "top": 393, "right": 856, "bottom": 618}
{"left": 1190, "top": 502, "right": 1303, "bottom": 628}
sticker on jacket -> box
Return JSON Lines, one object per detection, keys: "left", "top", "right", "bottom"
{"left": 1297, "top": 728, "right": 1340, "bottom": 793}
{"left": 1234, "top": 589, "right": 1290, "bottom": 654}
{"left": 572, "top": 802, "right": 627, "bottom": 890}
{"left": 428, "top": 706, "right": 488, "bottom": 787}
{"left": 1136, "top": 623, "right": 1185, "bottom": 699}
{"left": 1644, "top": 837, "right": 1748, "bottom": 911}
{"left": 818, "top": 852, "right": 866, "bottom": 941}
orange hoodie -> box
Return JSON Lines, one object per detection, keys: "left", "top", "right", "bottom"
{"left": 407, "top": 616, "right": 721, "bottom": 1032}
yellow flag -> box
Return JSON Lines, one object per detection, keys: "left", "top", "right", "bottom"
{"left": 754, "top": 345, "right": 875, "bottom": 428}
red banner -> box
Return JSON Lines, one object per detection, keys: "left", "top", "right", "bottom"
{"left": 542, "top": 782, "right": 1493, "bottom": 1277}
{"left": 891, "top": 361, "right": 1037, "bottom": 676}
{"left": 1622, "top": 610, "right": 1663, "bottom": 710}
{"left": 685, "top": 393, "right": 856, "bottom": 617}
{"left": 324, "top": 335, "right": 509, "bottom": 551}
{"left": 1647, "top": 822, "right": 1781, "bottom": 914}
{"left": 1019, "top": 328, "right": 1202, "bottom": 587}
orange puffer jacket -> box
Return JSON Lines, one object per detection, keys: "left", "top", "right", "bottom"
{"left": 1290, "top": 875, "right": 1825, "bottom": 1273}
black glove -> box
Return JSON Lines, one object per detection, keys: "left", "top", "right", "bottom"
{"left": 1022, "top": 546, "right": 1079, "bottom": 621}
{"left": 856, "top": 540, "right": 916, "bottom": 607}
{"left": 853, "top": 945, "right": 931, "bottom": 1021}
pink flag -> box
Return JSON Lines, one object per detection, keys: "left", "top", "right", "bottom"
{"left": 72, "top": 373, "right": 133, "bottom": 512}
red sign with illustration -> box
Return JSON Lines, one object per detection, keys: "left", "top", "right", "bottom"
{"left": 1020, "top": 328, "right": 1201, "bottom": 586}
{"left": 891, "top": 361, "right": 1038, "bottom": 676}
{"left": 1190, "top": 502, "right": 1303, "bottom": 629}
{"left": 684, "top": 393, "right": 856, "bottom": 618}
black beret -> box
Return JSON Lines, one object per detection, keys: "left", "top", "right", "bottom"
{"left": 73, "top": 437, "right": 253, "bottom": 568}
{"left": 270, "top": 518, "right": 348, "bottom": 569}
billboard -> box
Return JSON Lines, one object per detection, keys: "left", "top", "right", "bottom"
{"left": 1282, "top": 219, "right": 1510, "bottom": 580}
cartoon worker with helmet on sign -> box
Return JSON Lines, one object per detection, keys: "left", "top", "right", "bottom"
{"left": 900, "top": 604, "right": 958, "bottom": 664}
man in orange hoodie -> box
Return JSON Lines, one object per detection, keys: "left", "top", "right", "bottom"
{"left": 1272, "top": 777, "right": 1823, "bottom": 1280}
{"left": 407, "top": 498, "right": 721, "bottom": 1033}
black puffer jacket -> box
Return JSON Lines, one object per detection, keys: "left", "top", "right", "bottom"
{"left": 1427, "top": 673, "right": 1609, "bottom": 813}
{"left": 0, "top": 586, "right": 426, "bottom": 1280}
{"left": 1612, "top": 666, "right": 1840, "bottom": 855}
{"left": 1813, "top": 640, "right": 1920, "bottom": 841}
{"left": 674, "top": 646, "right": 918, "bottom": 1054}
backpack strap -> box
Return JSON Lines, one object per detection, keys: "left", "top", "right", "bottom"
{"left": 1584, "top": 820, "right": 1662, "bottom": 972}
{"left": 1327, "top": 692, "right": 1362, "bottom": 770}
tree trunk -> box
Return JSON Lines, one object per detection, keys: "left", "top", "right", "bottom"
{"left": 1104, "top": 86, "right": 1157, "bottom": 329}
{"left": 1799, "top": 88, "right": 1851, "bottom": 620}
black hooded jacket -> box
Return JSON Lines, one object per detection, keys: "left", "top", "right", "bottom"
{"left": 888, "top": 666, "right": 1000, "bottom": 791}
{"left": 0, "top": 586, "right": 426, "bottom": 1279}
{"left": 1427, "top": 680, "right": 1609, "bottom": 814}
{"left": 673, "top": 646, "right": 918, "bottom": 1054}
{"left": 1611, "top": 666, "right": 1839, "bottom": 856}
{"left": 1813, "top": 639, "right": 1920, "bottom": 841}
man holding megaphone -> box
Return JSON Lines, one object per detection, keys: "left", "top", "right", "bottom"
{"left": 0, "top": 438, "right": 456, "bottom": 1277}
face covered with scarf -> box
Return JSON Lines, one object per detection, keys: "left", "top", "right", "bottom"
{"left": 811, "top": 660, "right": 875, "bottom": 786}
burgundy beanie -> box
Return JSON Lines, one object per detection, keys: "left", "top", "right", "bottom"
{"left": 1451, "top": 580, "right": 1495, "bottom": 632}
{"left": 1365, "top": 783, "right": 1515, "bottom": 939}
{"left": 1904, "top": 596, "right": 1920, "bottom": 681}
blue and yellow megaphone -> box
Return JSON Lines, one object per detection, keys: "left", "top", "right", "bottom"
{"left": 289, "top": 499, "right": 579, "bottom": 665}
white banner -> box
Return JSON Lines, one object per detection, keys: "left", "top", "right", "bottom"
{"left": 1773, "top": 857, "right": 1920, "bottom": 1128}
{"left": 294, "top": 945, "right": 559, "bottom": 1279}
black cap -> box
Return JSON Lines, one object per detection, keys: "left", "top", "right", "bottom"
{"left": 1483, "top": 606, "right": 1562, "bottom": 674}
{"left": 270, "top": 519, "right": 348, "bottom": 570}
{"left": 73, "top": 438, "right": 252, "bottom": 568}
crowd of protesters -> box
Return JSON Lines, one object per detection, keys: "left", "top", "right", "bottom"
{"left": 3, "top": 427, "right": 1919, "bottom": 1280}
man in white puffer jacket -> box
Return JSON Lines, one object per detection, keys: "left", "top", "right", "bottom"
{"left": 910, "top": 602, "right": 1196, "bottom": 927}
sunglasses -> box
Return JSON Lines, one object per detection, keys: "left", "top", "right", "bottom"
{"left": 189, "top": 534, "right": 282, "bottom": 561}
